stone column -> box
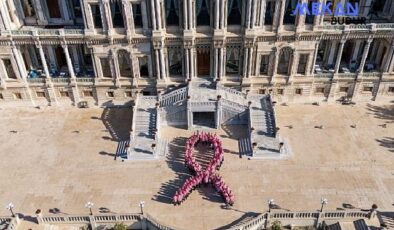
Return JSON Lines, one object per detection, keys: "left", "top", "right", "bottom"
{"left": 271, "top": 48, "right": 279, "bottom": 77}
{"left": 159, "top": 48, "right": 167, "bottom": 79}
{"left": 296, "top": 0, "right": 307, "bottom": 32}
{"left": 311, "top": 41, "right": 320, "bottom": 75}
{"left": 155, "top": 49, "right": 161, "bottom": 79}
{"left": 141, "top": 0, "right": 149, "bottom": 34}
{"left": 334, "top": 40, "right": 346, "bottom": 74}
{"left": 245, "top": 0, "right": 252, "bottom": 29}
{"left": 213, "top": 45, "right": 219, "bottom": 80}
{"left": 37, "top": 44, "right": 51, "bottom": 78}
{"left": 31, "top": 0, "right": 48, "bottom": 25}
{"left": 259, "top": 0, "right": 266, "bottom": 28}
{"left": 185, "top": 48, "right": 190, "bottom": 79}
{"left": 62, "top": 44, "right": 76, "bottom": 79}
{"left": 150, "top": 0, "right": 157, "bottom": 30}
{"left": 313, "top": 0, "right": 324, "bottom": 30}
{"left": 216, "top": 99, "right": 222, "bottom": 129}
{"left": 154, "top": 0, "right": 163, "bottom": 30}
{"left": 276, "top": 0, "right": 286, "bottom": 32}
{"left": 243, "top": 47, "right": 249, "bottom": 77}
{"left": 188, "top": 0, "right": 193, "bottom": 30}
{"left": 357, "top": 38, "right": 372, "bottom": 73}
{"left": 11, "top": 45, "right": 27, "bottom": 80}
{"left": 220, "top": 0, "right": 225, "bottom": 29}
{"left": 382, "top": 41, "right": 394, "bottom": 72}
{"left": 291, "top": 51, "right": 299, "bottom": 75}
{"left": 111, "top": 49, "right": 121, "bottom": 87}
{"left": 0, "top": 0, "right": 11, "bottom": 30}
{"left": 122, "top": 0, "right": 134, "bottom": 36}
{"left": 214, "top": 0, "right": 219, "bottom": 29}
{"left": 102, "top": 0, "right": 113, "bottom": 35}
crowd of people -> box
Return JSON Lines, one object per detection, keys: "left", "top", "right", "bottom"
{"left": 173, "top": 131, "right": 235, "bottom": 206}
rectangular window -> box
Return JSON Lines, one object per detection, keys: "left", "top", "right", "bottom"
{"left": 21, "top": 0, "right": 36, "bottom": 17}
{"left": 60, "top": 91, "right": 69, "bottom": 97}
{"left": 139, "top": 56, "right": 149, "bottom": 77}
{"left": 100, "top": 58, "right": 112, "bottom": 78}
{"left": 132, "top": 3, "right": 143, "bottom": 28}
{"left": 340, "top": 87, "right": 349, "bottom": 93}
{"left": 305, "top": 1, "right": 315, "bottom": 24}
{"left": 125, "top": 91, "right": 132, "bottom": 97}
{"left": 277, "top": 89, "right": 284, "bottom": 95}
{"left": 91, "top": 4, "right": 103, "bottom": 28}
{"left": 71, "top": 0, "right": 82, "bottom": 18}
{"left": 315, "top": 87, "right": 325, "bottom": 94}
{"left": 83, "top": 90, "right": 94, "bottom": 97}
{"left": 260, "top": 55, "right": 270, "bottom": 75}
{"left": 13, "top": 92, "right": 22, "bottom": 100}
{"left": 363, "top": 86, "right": 373, "bottom": 92}
{"left": 297, "top": 54, "right": 309, "bottom": 74}
{"left": 259, "top": 89, "right": 266, "bottom": 94}
{"left": 264, "top": 1, "right": 275, "bottom": 25}
{"left": 3, "top": 59, "right": 16, "bottom": 79}
{"left": 168, "top": 49, "right": 182, "bottom": 76}
{"left": 388, "top": 87, "right": 394, "bottom": 93}
{"left": 36, "top": 91, "right": 46, "bottom": 98}
{"left": 295, "top": 88, "right": 303, "bottom": 95}
{"left": 46, "top": 0, "right": 61, "bottom": 18}
{"left": 165, "top": 0, "right": 180, "bottom": 26}
{"left": 112, "top": 1, "right": 124, "bottom": 28}
{"left": 107, "top": 91, "right": 114, "bottom": 98}
{"left": 226, "top": 47, "right": 240, "bottom": 75}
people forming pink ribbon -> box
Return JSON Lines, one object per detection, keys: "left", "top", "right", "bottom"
{"left": 173, "top": 131, "right": 235, "bottom": 206}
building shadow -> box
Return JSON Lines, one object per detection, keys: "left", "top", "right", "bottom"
{"left": 215, "top": 212, "right": 260, "bottom": 230}
{"left": 100, "top": 106, "right": 133, "bottom": 142}
{"left": 152, "top": 137, "right": 191, "bottom": 204}
{"left": 376, "top": 137, "right": 394, "bottom": 153}
{"left": 366, "top": 103, "right": 394, "bottom": 123}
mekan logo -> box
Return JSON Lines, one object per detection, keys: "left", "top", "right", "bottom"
{"left": 292, "top": 2, "right": 366, "bottom": 25}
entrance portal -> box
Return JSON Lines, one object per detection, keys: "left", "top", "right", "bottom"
{"left": 193, "top": 112, "right": 215, "bottom": 128}
{"left": 197, "top": 50, "right": 210, "bottom": 76}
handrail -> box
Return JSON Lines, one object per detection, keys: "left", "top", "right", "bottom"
{"left": 160, "top": 87, "right": 187, "bottom": 107}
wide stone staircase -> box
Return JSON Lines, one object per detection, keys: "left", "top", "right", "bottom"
{"left": 127, "top": 95, "right": 167, "bottom": 160}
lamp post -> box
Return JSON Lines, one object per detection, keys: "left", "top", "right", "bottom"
{"left": 85, "top": 201, "right": 94, "bottom": 215}
{"left": 267, "top": 199, "right": 275, "bottom": 213}
{"left": 320, "top": 198, "right": 328, "bottom": 212}
{"left": 6, "top": 203, "right": 15, "bottom": 217}
{"left": 139, "top": 201, "right": 145, "bottom": 215}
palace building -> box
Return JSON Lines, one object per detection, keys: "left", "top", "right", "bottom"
{"left": 0, "top": 0, "right": 393, "bottom": 107}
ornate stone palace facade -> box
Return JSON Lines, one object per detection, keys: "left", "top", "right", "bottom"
{"left": 0, "top": 0, "right": 393, "bottom": 107}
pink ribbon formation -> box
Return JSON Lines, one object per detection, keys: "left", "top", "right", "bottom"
{"left": 173, "top": 131, "right": 235, "bottom": 206}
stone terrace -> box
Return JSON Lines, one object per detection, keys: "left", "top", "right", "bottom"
{"left": 0, "top": 103, "right": 393, "bottom": 229}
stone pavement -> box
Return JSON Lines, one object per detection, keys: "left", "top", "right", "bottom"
{"left": 0, "top": 103, "right": 393, "bottom": 229}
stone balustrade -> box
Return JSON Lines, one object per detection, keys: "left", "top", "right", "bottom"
{"left": 0, "top": 210, "right": 374, "bottom": 230}
{"left": 217, "top": 84, "right": 247, "bottom": 99}
{"left": 227, "top": 210, "right": 371, "bottom": 230}
{"left": 160, "top": 87, "right": 188, "bottom": 107}
{"left": 76, "top": 78, "right": 95, "bottom": 83}
{"left": 0, "top": 216, "right": 19, "bottom": 230}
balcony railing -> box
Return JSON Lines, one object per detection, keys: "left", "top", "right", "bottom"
{"left": 51, "top": 78, "right": 70, "bottom": 83}
{"left": 76, "top": 77, "right": 95, "bottom": 83}
{"left": 27, "top": 78, "right": 46, "bottom": 84}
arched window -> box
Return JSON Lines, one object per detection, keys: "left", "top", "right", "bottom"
{"left": 165, "top": 0, "right": 180, "bottom": 26}
{"left": 168, "top": 49, "right": 182, "bottom": 75}
{"left": 118, "top": 50, "right": 132, "bottom": 78}
{"left": 227, "top": 0, "right": 241, "bottom": 25}
{"left": 196, "top": 0, "right": 210, "bottom": 26}
{"left": 277, "top": 47, "right": 293, "bottom": 75}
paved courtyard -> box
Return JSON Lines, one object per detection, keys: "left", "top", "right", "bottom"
{"left": 0, "top": 103, "right": 393, "bottom": 229}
